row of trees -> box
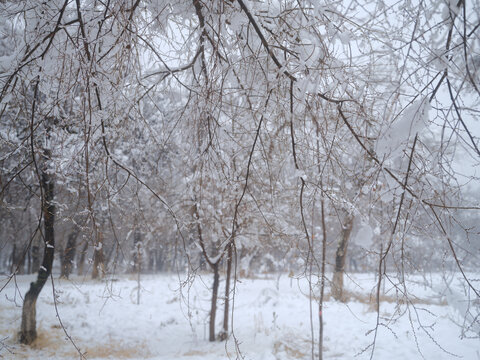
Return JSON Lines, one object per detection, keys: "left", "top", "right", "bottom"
{"left": 0, "top": 0, "right": 478, "bottom": 357}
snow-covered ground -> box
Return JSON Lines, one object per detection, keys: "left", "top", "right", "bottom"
{"left": 0, "top": 272, "right": 479, "bottom": 359}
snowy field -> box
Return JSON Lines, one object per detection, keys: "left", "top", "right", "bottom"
{"left": 0, "top": 272, "right": 479, "bottom": 359}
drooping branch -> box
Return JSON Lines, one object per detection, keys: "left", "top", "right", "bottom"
{"left": 446, "top": 77, "right": 480, "bottom": 157}
{"left": 337, "top": 105, "right": 480, "bottom": 211}
{"left": 236, "top": 0, "right": 296, "bottom": 81}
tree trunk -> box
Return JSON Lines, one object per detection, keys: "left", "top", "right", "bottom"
{"left": 332, "top": 214, "right": 354, "bottom": 301}
{"left": 77, "top": 240, "right": 88, "bottom": 276}
{"left": 149, "top": 248, "right": 155, "bottom": 272}
{"left": 219, "top": 242, "right": 232, "bottom": 341}
{"left": 31, "top": 234, "right": 40, "bottom": 274}
{"left": 132, "top": 230, "right": 142, "bottom": 273}
{"left": 17, "top": 243, "right": 26, "bottom": 275}
{"left": 319, "top": 198, "right": 327, "bottom": 360}
{"left": 61, "top": 228, "right": 79, "bottom": 278}
{"left": 10, "top": 242, "right": 17, "bottom": 273}
{"left": 159, "top": 248, "right": 166, "bottom": 272}
{"left": 136, "top": 241, "right": 142, "bottom": 305}
{"left": 11, "top": 240, "right": 26, "bottom": 274}
{"left": 20, "top": 156, "right": 55, "bottom": 344}
{"left": 104, "top": 240, "right": 116, "bottom": 269}
{"left": 209, "top": 262, "right": 219, "bottom": 341}
{"left": 91, "top": 236, "right": 105, "bottom": 279}
{"left": 27, "top": 245, "right": 32, "bottom": 274}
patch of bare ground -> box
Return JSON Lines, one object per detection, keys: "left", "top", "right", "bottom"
{"left": 342, "top": 289, "right": 447, "bottom": 310}
{"left": 305, "top": 290, "right": 446, "bottom": 310}
{"left": 182, "top": 349, "right": 212, "bottom": 356}
{"left": 2, "top": 329, "right": 80, "bottom": 359}
{"left": 273, "top": 341, "right": 307, "bottom": 359}
{"left": 1, "top": 326, "right": 153, "bottom": 359}
{"left": 183, "top": 348, "right": 236, "bottom": 357}
{"left": 83, "top": 341, "right": 152, "bottom": 359}
{"left": 273, "top": 335, "right": 312, "bottom": 359}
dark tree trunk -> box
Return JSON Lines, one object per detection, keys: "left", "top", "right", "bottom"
{"left": 149, "top": 249, "right": 155, "bottom": 272}
{"left": 319, "top": 198, "right": 327, "bottom": 360}
{"left": 27, "top": 245, "right": 31, "bottom": 274}
{"left": 10, "top": 239, "right": 26, "bottom": 274}
{"left": 132, "top": 230, "right": 142, "bottom": 273}
{"left": 61, "top": 229, "right": 79, "bottom": 278}
{"left": 77, "top": 240, "right": 88, "bottom": 276}
{"left": 199, "top": 253, "right": 206, "bottom": 271}
{"left": 10, "top": 242, "right": 17, "bottom": 274}
{"left": 219, "top": 242, "right": 232, "bottom": 341}
{"left": 17, "top": 243, "right": 26, "bottom": 275}
{"left": 20, "top": 157, "right": 55, "bottom": 345}
{"left": 332, "top": 214, "right": 354, "bottom": 301}
{"left": 91, "top": 249, "right": 105, "bottom": 278}
{"left": 104, "top": 240, "right": 116, "bottom": 269}
{"left": 31, "top": 237, "right": 40, "bottom": 275}
{"left": 91, "top": 240, "right": 105, "bottom": 279}
{"left": 156, "top": 248, "right": 164, "bottom": 272}
{"left": 209, "top": 262, "right": 219, "bottom": 342}
{"left": 135, "top": 241, "right": 142, "bottom": 305}
{"left": 91, "top": 227, "right": 105, "bottom": 279}
{"left": 192, "top": 200, "right": 222, "bottom": 342}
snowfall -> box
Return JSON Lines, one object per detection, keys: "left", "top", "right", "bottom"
{"left": 0, "top": 271, "right": 479, "bottom": 359}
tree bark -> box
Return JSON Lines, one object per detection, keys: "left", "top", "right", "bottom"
{"left": 220, "top": 242, "right": 232, "bottom": 341}
{"left": 104, "top": 239, "right": 116, "bottom": 269}
{"left": 17, "top": 243, "right": 26, "bottom": 275}
{"left": 10, "top": 239, "right": 26, "bottom": 275}
{"left": 209, "top": 262, "right": 219, "bottom": 342}
{"left": 132, "top": 230, "right": 142, "bottom": 273}
{"left": 10, "top": 242, "right": 17, "bottom": 273}
{"left": 27, "top": 245, "right": 31, "bottom": 274}
{"left": 149, "top": 248, "right": 155, "bottom": 272}
{"left": 20, "top": 155, "right": 55, "bottom": 344}
{"left": 156, "top": 248, "right": 164, "bottom": 272}
{"left": 91, "top": 230, "right": 105, "bottom": 279}
{"left": 319, "top": 198, "right": 327, "bottom": 360}
{"left": 77, "top": 240, "right": 88, "bottom": 276}
{"left": 332, "top": 214, "right": 354, "bottom": 301}
{"left": 61, "top": 228, "right": 79, "bottom": 278}
{"left": 192, "top": 200, "right": 222, "bottom": 342}
{"left": 31, "top": 234, "right": 40, "bottom": 274}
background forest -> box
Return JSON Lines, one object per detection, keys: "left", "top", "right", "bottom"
{"left": 0, "top": 0, "right": 479, "bottom": 359}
